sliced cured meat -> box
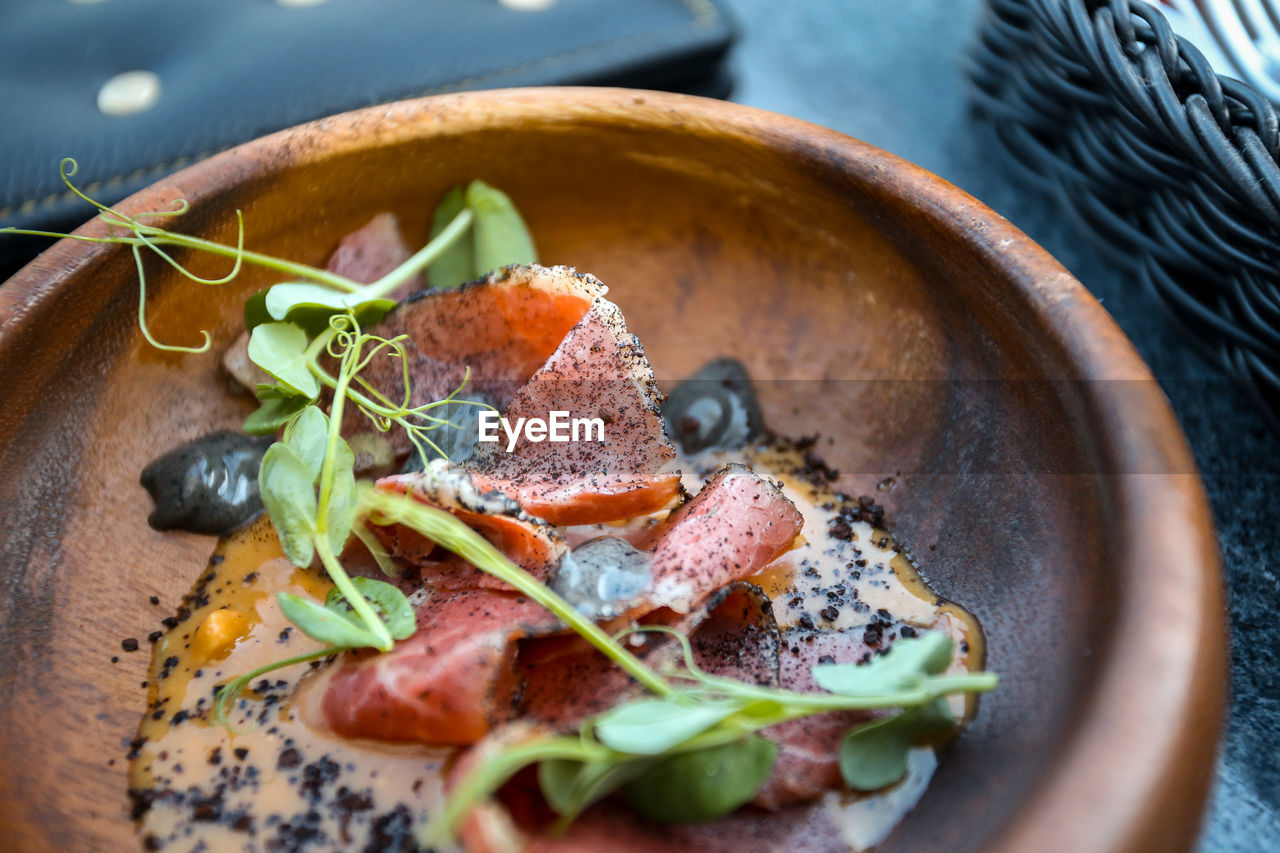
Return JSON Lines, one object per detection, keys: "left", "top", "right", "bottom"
{"left": 753, "top": 630, "right": 882, "bottom": 810}
{"left": 350, "top": 265, "right": 604, "bottom": 454}
{"left": 465, "top": 297, "right": 680, "bottom": 526}
{"left": 465, "top": 796, "right": 851, "bottom": 853}
{"left": 375, "top": 460, "right": 566, "bottom": 591}
{"left": 327, "top": 213, "right": 421, "bottom": 300}
{"left": 317, "top": 589, "right": 562, "bottom": 746}
{"left": 454, "top": 592, "right": 872, "bottom": 852}
{"left": 518, "top": 583, "right": 780, "bottom": 731}
{"left": 643, "top": 464, "right": 803, "bottom": 614}
{"left": 319, "top": 468, "right": 800, "bottom": 749}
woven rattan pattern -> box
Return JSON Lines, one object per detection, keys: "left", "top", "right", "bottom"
{"left": 970, "top": 0, "right": 1280, "bottom": 413}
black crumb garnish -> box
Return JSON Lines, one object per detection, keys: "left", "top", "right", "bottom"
{"left": 364, "top": 804, "right": 416, "bottom": 853}
{"left": 121, "top": 638, "right": 140, "bottom": 652}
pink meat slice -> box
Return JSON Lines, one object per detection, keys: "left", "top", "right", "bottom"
{"left": 373, "top": 464, "right": 568, "bottom": 592}
{"left": 514, "top": 466, "right": 801, "bottom": 729}
{"left": 752, "top": 631, "right": 881, "bottom": 809}
{"left": 643, "top": 464, "right": 803, "bottom": 614}
{"left": 517, "top": 583, "right": 780, "bottom": 731}
{"left": 317, "top": 588, "right": 561, "bottom": 746}
{"left": 327, "top": 213, "right": 421, "bottom": 299}
{"left": 317, "top": 467, "right": 801, "bottom": 748}
{"left": 347, "top": 265, "right": 604, "bottom": 454}
{"left": 464, "top": 297, "right": 681, "bottom": 526}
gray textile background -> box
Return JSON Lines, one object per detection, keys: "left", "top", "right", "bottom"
{"left": 719, "top": 0, "right": 1279, "bottom": 849}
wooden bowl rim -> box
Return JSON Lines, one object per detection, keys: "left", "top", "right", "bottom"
{"left": 0, "top": 87, "right": 1225, "bottom": 852}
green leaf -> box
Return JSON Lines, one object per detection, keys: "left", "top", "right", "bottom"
{"left": 325, "top": 576, "right": 416, "bottom": 641}
{"left": 322, "top": 437, "right": 358, "bottom": 554}
{"left": 621, "top": 737, "right": 777, "bottom": 824}
{"left": 838, "top": 699, "right": 955, "bottom": 791}
{"left": 258, "top": 443, "right": 318, "bottom": 566}
{"left": 243, "top": 288, "right": 273, "bottom": 332}
{"left": 244, "top": 394, "right": 309, "bottom": 436}
{"left": 263, "top": 282, "right": 395, "bottom": 336}
{"left": 466, "top": 180, "right": 537, "bottom": 276}
{"left": 538, "top": 758, "right": 587, "bottom": 816}
{"left": 254, "top": 382, "right": 301, "bottom": 400}
{"left": 539, "top": 758, "right": 653, "bottom": 823}
{"left": 594, "top": 699, "right": 743, "bottom": 755}
{"left": 277, "top": 591, "right": 380, "bottom": 648}
{"left": 427, "top": 186, "right": 474, "bottom": 289}
{"left": 352, "top": 520, "right": 401, "bottom": 578}
{"left": 283, "top": 406, "right": 329, "bottom": 483}
{"left": 247, "top": 322, "right": 320, "bottom": 399}
{"left": 812, "top": 633, "right": 954, "bottom": 696}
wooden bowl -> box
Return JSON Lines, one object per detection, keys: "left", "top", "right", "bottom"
{"left": 0, "top": 88, "right": 1224, "bottom": 852}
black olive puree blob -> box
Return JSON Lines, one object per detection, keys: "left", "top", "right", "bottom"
{"left": 140, "top": 431, "right": 272, "bottom": 535}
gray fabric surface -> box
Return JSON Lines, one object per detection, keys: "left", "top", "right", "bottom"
{"left": 719, "top": 0, "right": 1278, "bottom": 849}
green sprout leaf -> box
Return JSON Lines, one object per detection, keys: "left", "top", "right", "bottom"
{"left": 427, "top": 186, "right": 474, "bottom": 289}
{"left": 594, "top": 698, "right": 744, "bottom": 755}
{"left": 244, "top": 394, "right": 309, "bottom": 436}
{"left": 427, "top": 180, "right": 537, "bottom": 289}
{"left": 812, "top": 632, "right": 954, "bottom": 696}
{"left": 258, "top": 443, "right": 317, "bottom": 567}
{"left": 263, "top": 282, "right": 396, "bottom": 337}
{"left": 283, "top": 406, "right": 330, "bottom": 482}
{"left": 467, "top": 180, "right": 537, "bottom": 276}
{"left": 243, "top": 288, "right": 273, "bottom": 332}
{"left": 277, "top": 591, "right": 380, "bottom": 648}
{"left": 247, "top": 322, "right": 320, "bottom": 399}
{"left": 620, "top": 737, "right": 777, "bottom": 824}
{"left": 325, "top": 577, "right": 416, "bottom": 642}
{"left": 322, "top": 437, "right": 358, "bottom": 554}
{"left": 538, "top": 757, "right": 654, "bottom": 826}
{"left": 838, "top": 699, "right": 956, "bottom": 791}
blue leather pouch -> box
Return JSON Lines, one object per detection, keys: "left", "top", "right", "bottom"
{"left": 0, "top": 0, "right": 734, "bottom": 271}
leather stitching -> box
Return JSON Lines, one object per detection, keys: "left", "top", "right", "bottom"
{"left": 0, "top": 0, "right": 721, "bottom": 221}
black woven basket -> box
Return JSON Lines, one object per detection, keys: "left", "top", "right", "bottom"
{"left": 969, "top": 0, "right": 1280, "bottom": 415}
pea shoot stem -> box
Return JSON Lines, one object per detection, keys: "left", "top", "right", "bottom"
{"left": 213, "top": 646, "right": 338, "bottom": 730}
{"left": 362, "top": 207, "right": 474, "bottom": 299}
{"left": 312, "top": 324, "right": 394, "bottom": 651}
{"left": 314, "top": 536, "right": 392, "bottom": 651}
{"left": 437, "top": 736, "right": 606, "bottom": 839}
